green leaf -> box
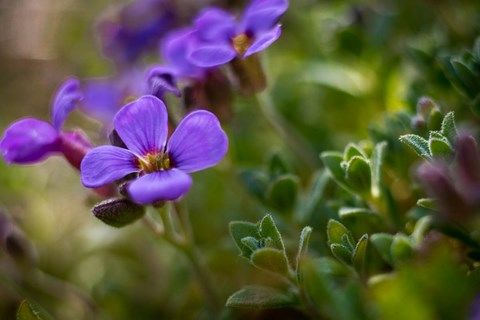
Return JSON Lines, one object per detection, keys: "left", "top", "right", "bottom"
{"left": 226, "top": 286, "right": 297, "bottom": 309}
{"left": 230, "top": 221, "right": 261, "bottom": 259}
{"left": 258, "top": 215, "right": 285, "bottom": 252}
{"left": 297, "top": 170, "right": 330, "bottom": 222}
{"left": 391, "top": 234, "right": 414, "bottom": 265}
{"left": 416, "top": 198, "right": 437, "bottom": 210}
{"left": 473, "top": 37, "right": 480, "bottom": 61}
{"left": 92, "top": 198, "right": 145, "bottom": 228}
{"left": 17, "top": 300, "right": 53, "bottom": 320}
{"left": 343, "top": 143, "right": 367, "bottom": 161}
{"left": 428, "top": 138, "right": 453, "bottom": 157}
{"left": 371, "top": 233, "right": 394, "bottom": 265}
{"left": 296, "top": 226, "right": 313, "bottom": 272}
{"left": 320, "top": 152, "right": 351, "bottom": 191}
{"left": 352, "top": 234, "right": 368, "bottom": 273}
{"left": 338, "top": 207, "right": 376, "bottom": 219}
{"left": 239, "top": 170, "right": 269, "bottom": 202}
{"left": 399, "top": 134, "right": 431, "bottom": 159}
{"left": 440, "top": 111, "right": 457, "bottom": 146}
{"left": 411, "top": 216, "right": 433, "bottom": 246}
{"left": 327, "top": 219, "right": 354, "bottom": 246}
{"left": 345, "top": 156, "right": 371, "bottom": 193}
{"left": 241, "top": 236, "right": 261, "bottom": 252}
{"left": 268, "top": 152, "right": 289, "bottom": 179}
{"left": 330, "top": 243, "right": 353, "bottom": 265}
{"left": 451, "top": 58, "right": 479, "bottom": 98}
{"left": 251, "top": 248, "right": 290, "bottom": 276}
{"left": 371, "top": 141, "right": 387, "bottom": 198}
{"left": 266, "top": 174, "right": 299, "bottom": 213}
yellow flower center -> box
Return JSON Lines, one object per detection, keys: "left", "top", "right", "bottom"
{"left": 232, "top": 33, "right": 252, "bottom": 56}
{"left": 138, "top": 152, "right": 171, "bottom": 173}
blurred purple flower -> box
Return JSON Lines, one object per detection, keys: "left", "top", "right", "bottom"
{"left": 97, "top": 0, "right": 176, "bottom": 66}
{"left": 0, "top": 78, "right": 90, "bottom": 168}
{"left": 82, "top": 68, "right": 179, "bottom": 125}
{"left": 417, "top": 133, "right": 480, "bottom": 222}
{"left": 81, "top": 95, "right": 228, "bottom": 204}
{"left": 187, "top": 0, "right": 288, "bottom": 67}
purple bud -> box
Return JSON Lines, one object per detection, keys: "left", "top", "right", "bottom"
{"left": 109, "top": 129, "right": 127, "bottom": 149}
{"left": 416, "top": 96, "right": 437, "bottom": 117}
{"left": 417, "top": 161, "right": 471, "bottom": 222}
{"left": 147, "top": 66, "right": 181, "bottom": 99}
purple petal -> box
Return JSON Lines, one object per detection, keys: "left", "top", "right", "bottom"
{"left": 242, "top": 0, "right": 288, "bottom": 34}
{"left": 114, "top": 95, "right": 169, "bottom": 156}
{"left": 245, "top": 25, "right": 282, "bottom": 57}
{"left": 188, "top": 43, "right": 236, "bottom": 68}
{"left": 146, "top": 66, "right": 181, "bottom": 98}
{"left": 167, "top": 110, "right": 228, "bottom": 173}
{"left": 194, "top": 8, "right": 236, "bottom": 42}
{"left": 0, "top": 118, "right": 60, "bottom": 164}
{"left": 51, "top": 77, "right": 83, "bottom": 130}
{"left": 59, "top": 130, "right": 93, "bottom": 170}
{"left": 127, "top": 169, "right": 192, "bottom": 204}
{"left": 81, "top": 145, "right": 138, "bottom": 188}
{"left": 161, "top": 28, "right": 205, "bottom": 79}
{"left": 81, "top": 78, "right": 122, "bottom": 124}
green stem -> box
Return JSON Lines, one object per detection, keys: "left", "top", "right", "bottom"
{"left": 254, "top": 92, "right": 319, "bottom": 172}
{"left": 145, "top": 205, "right": 221, "bottom": 316}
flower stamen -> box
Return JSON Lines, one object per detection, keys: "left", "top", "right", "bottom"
{"left": 232, "top": 33, "right": 252, "bottom": 56}
{"left": 138, "top": 152, "right": 171, "bottom": 173}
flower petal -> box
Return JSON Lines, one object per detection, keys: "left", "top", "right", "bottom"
{"left": 242, "top": 0, "right": 288, "bottom": 33}
{"left": 81, "top": 78, "right": 122, "bottom": 124}
{"left": 127, "top": 169, "right": 192, "bottom": 204}
{"left": 167, "top": 110, "right": 228, "bottom": 173}
{"left": 81, "top": 145, "right": 138, "bottom": 188}
{"left": 0, "top": 118, "right": 60, "bottom": 164}
{"left": 245, "top": 25, "right": 282, "bottom": 57}
{"left": 51, "top": 77, "right": 83, "bottom": 130}
{"left": 114, "top": 95, "right": 169, "bottom": 156}
{"left": 194, "top": 8, "right": 236, "bottom": 42}
{"left": 188, "top": 43, "right": 236, "bottom": 68}
{"left": 161, "top": 28, "right": 205, "bottom": 79}
{"left": 146, "top": 66, "right": 181, "bottom": 98}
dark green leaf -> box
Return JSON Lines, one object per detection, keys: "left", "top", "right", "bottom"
{"left": 327, "top": 219, "right": 354, "bottom": 246}
{"left": 399, "top": 134, "right": 431, "bottom": 159}
{"left": 266, "top": 174, "right": 299, "bottom": 213}
{"left": 268, "top": 152, "right": 289, "bottom": 179}
{"left": 391, "top": 234, "right": 414, "bottom": 265}
{"left": 258, "top": 215, "right": 285, "bottom": 252}
{"left": 230, "top": 221, "right": 261, "bottom": 259}
{"left": 371, "top": 233, "right": 394, "bottom": 265}
{"left": 352, "top": 234, "right": 368, "bottom": 273}
{"left": 296, "top": 226, "right": 312, "bottom": 272}
{"left": 226, "top": 286, "right": 297, "bottom": 309}
{"left": 429, "top": 138, "right": 453, "bottom": 157}
{"left": 251, "top": 248, "right": 290, "bottom": 276}
{"left": 345, "top": 156, "right": 371, "bottom": 193}
{"left": 239, "top": 170, "right": 269, "bottom": 202}
{"left": 330, "top": 243, "right": 353, "bottom": 265}
{"left": 17, "top": 300, "right": 53, "bottom": 320}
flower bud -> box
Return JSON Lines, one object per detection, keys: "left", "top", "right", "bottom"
{"left": 92, "top": 198, "right": 145, "bottom": 227}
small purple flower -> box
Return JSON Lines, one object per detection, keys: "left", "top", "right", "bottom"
{"left": 80, "top": 95, "right": 228, "bottom": 205}
{"left": 0, "top": 78, "right": 87, "bottom": 166}
{"left": 159, "top": 27, "right": 208, "bottom": 80}
{"left": 97, "top": 0, "right": 175, "bottom": 66}
{"left": 187, "top": 0, "right": 288, "bottom": 68}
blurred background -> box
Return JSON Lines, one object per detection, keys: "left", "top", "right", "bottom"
{"left": 0, "top": 0, "right": 480, "bottom": 319}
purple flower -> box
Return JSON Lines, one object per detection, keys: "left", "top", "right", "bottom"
{"left": 187, "top": 0, "right": 288, "bottom": 68}
{"left": 97, "top": 0, "right": 175, "bottom": 66}
{"left": 80, "top": 95, "right": 228, "bottom": 205}
{"left": 0, "top": 78, "right": 87, "bottom": 166}
{"left": 160, "top": 27, "right": 208, "bottom": 80}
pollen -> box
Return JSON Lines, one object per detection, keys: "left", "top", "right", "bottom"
{"left": 232, "top": 33, "right": 252, "bottom": 56}
{"left": 138, "top": 152, "right": 171, "bottom": 173}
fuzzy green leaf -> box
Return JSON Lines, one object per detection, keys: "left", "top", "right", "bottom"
{"left": 266, "top": 174, "right": 299, "bottom": 213}
{"left": 330, "top": 243, "right": 353, "bottom": 265}
{"left": 440, "top": 111, "right": 457, "bottom": 146}
{"left": 320, "top": 151, "right": 350, "bottom": 190}
{"left": 296, "top": 226, "right": 312, "bottom": 272}
{"left": 251, "top": 248, "right": 290, "bottom": 276}
{"left": 226, "top": 286, "right": 297, "bottom": 309}
{"left": 371, "top": 141, "right": 387, "bottom": 198}
{"left": 416, "top": 198, "right": 437, "bottom": 210}
{"left": 17, "top": 300, "right": 53, "bottom": 320}
{"left": 451, "top": 59, "right": 479, "bottom": 98}
{"left": 429, "top": 138, "right": 453, "bottom": 157}
{"left": 371, "top": 233, "right": 394, "bottom": 265}
{"left": 343, "top": 143, "right": 367, "bottom": 162}
{"left": 345, "top": 156, "right": 371, "bottom": 193}
{"left": 352, "top": 234, "right": 369, "bottom": 272}
{"left": 391, "top": 234, "right": 414, "bottom": 265}
{"left": 230, "top": 221, "right": 261, "bottom": 259}
{"left": 259, "top": 215, "right": 285, "bottom": 252}
{"left": 399, "top": 134, "right": 431, "bottom": 159}
{"left": 327, "top": 219, "right": 354, "bottom": 246}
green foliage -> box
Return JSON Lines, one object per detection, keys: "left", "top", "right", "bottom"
{"left": 226, "top": 286, "right": 297, "bottom": 309}
{"left": 16, "top": 300, "right": 52, "bottom": 320}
